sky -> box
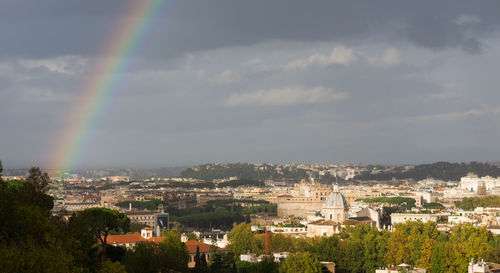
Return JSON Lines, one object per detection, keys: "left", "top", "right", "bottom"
{"left": 1, "top": 0, "right": 500, "bottom": 169}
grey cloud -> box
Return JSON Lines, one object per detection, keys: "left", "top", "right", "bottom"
{"left": 2, "top": 2, "right": 500, "bottom": 167}
{"left": 1, "top": 1, "right": 500, "bottom": 59}
{"left": 224, "top": 86, "right": 347, "bottom": 107}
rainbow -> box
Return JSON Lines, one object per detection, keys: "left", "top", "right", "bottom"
{"left": 50, "top": 0, "right": 167, "bottom": 173}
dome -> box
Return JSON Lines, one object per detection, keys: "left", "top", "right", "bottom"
{"left": 324, "top": 186, "right": 348, "bottom": 208}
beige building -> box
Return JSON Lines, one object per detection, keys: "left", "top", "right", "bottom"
{"left": 307, "top": 218, "right": 376, "bottom": 237}
{"left": 306, "top": 188, "right": 376, "bottom": 237}
{"left": 321, "top": 185, "right": 349, "bottom": 222}
{"left": 276, "top": 179, "right": 332, "bottom": 218}
{"left": 391, "top": 213, "right": 447, "bottom": 225}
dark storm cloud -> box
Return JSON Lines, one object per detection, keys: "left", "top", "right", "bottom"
{"left": 1, "top": 0, "right": 500, "bottom": 59}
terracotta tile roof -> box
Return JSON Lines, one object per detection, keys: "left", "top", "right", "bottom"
{"left": 308, "top": 220, "right": 341, "bottom": 226}
{"left": 185, "top": 240, "right": 226, "bottom": 254}
{"left": 106, "top": 234, "right": 164, "bottom": 244}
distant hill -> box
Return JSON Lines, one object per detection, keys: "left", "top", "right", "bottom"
{"left": 356, "top": 161, "right": 500, "bottom": 181}
{"left": 180, "top": 163, "right": 309, "bottom": 181}
{"left": 181, "top": 161, "right": 500, "bottom": 182}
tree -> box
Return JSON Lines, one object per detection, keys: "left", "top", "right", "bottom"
{"left": 26, "top": 166, "right": 50, "bottom": 193}
{"left": 419, "top": 238, "right": 435, "bottom": 270}
{"left": 228, "top": 223, "right": 256, "bottom": 258}
{"left": 194, "top": 245, "right": 201, "bottom": 271}
{"left": 430, "top": 241, "right": 445, "bottom": 273}
{"left": 159, "top": 228, "right": 189, "bottom": 272}
{"left": 187, "top": 232, "right": 200, "bottom": 241}
{"left": 72, "top": 207, "right": 129, "bottom": 261}
{"left": 309, "top": 235, "right": 340, "bottom": 263}
{"left": 100, "top": 260, "right": 127, "bottom": 273}
{"left": 344, "top": 240, "right": 364, "bottom": 273}
{"left": 384, "top": 229, "right": 410, "bottom": 265}
{"left": 201, "top": 253, "right": 208, "bottom": 267}
{"left": 279, "top": 252, "right": 322, "bottom": 273}
{"left": 122, "top": 242, "right": 160, "bottom": 273}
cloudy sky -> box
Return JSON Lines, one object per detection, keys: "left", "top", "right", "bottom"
{"left": 1, "top": 0, "right": 500, "bottom": 168}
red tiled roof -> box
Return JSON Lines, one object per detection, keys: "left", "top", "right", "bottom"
{"left": 106, "top": 234, "right": 164, "bottom": 244}
{"left": 185, "top": 240, "right": 226, "bottom": 254}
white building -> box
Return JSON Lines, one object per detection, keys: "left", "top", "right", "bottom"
{"left": 468, "top": 258, "right": 500, "bottom": 273}
{"left": 460, "top": 175, "right": 500, "bottom": 192}
{"left": 391, "top": 213, "right": 448, "bottom": 225}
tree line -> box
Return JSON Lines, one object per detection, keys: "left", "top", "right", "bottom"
{"left": 455, "top": 195, "right": 500, "bottom": 210}
{"left": 227, "top": 222, "right": 500, "bottom": 273}
{"left": 0, "top": 164, "right": 194, "bottom": 272}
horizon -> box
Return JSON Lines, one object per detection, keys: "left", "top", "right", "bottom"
{"left": 2, "top": 160, "right": 500, "bottom": 172}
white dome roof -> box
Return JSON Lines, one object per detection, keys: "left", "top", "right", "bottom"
{"left": 324, "top": 186, "right": 348, "bottom": 208}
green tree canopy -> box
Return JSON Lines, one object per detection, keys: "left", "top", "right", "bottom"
{"left": 122, "top": 242, "right": 160, "bottom": 273}
{"left": 159, "top": 228, "right": 189, "bottom": 273}
{"left": 228, "top": 223, "right": 257, "bottom": 258}
{"left": 71, "top": 207, "right": 129, "bottom": 261}
{"left": 279, "top": 252, "right": 322, "bottom": 273}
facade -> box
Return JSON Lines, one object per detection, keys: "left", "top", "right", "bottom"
{"left": 196, "top": 191, "right": 232, "bottom": 206}
{"left": 468, "top": 259, "right": 500, "bottom": 273}
{"left": 251, "top": 225, "right": 307, "bottom": 237}
{"left": 356, "top": 207, "right": 382, "bottom": 229}
{"left": 124, "top": 210, "right": 156, "bottom": 227}
{"left": 391, "top": 213, "right": 447, "bottom": 225}
{"left": 276, "top": 179, "right": 332, "bottom": 218}
{"left": 460, "top": 175, "right": 500, "bottom": 192}
{"left": 124, "top": 210, "right": 169, "bottom": 236}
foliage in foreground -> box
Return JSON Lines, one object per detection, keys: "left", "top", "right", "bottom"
{"left": 228, "top": 221, "right": 500, "bottom": 273}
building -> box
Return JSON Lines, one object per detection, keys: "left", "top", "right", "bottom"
{"left": 196, "top": 191, "right": 233, "bottom": 206}
{"left": 276, "top": 179, "right": 332, "bottom": 218}
{"left": 124, "top": 210, "right": 169, "bottom": 236}
{"left": 356, "top": 207, "right": 382, "bottom": 229}
{"left": 321, "top": 185, "right": 349, "bottom": 222}
{"left": 306, "top": 218, "right": 376, "bottom": 237}
{"left": 251, "top": 225, "right": 307, "bottom": 237}
{"left": 306, "top": 188, "right": 376, "bottom": 237}
{"left": 468, "top": 258, "right": 500, "bottom": 273}
{"left": 107, "top": 228, "right": 164, "bottom": 249}
{"left": 460, "top": 175, "right": 500, "bottom": 192}
{"left": 124, "top": 210, "right": 156, "bottom": 227}
{"left": 391, "top": 213, "right": 447, "bottom": 225}
{"left": 184, "top": 239, "right": 227, "bottom": 268}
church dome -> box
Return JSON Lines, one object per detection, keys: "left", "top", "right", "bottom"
{"left": 324, "top": 185, "right": 348, "bottom": 208}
